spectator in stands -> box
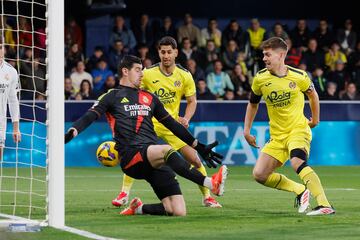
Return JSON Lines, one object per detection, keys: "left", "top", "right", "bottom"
{"left": 65, "top": 17, "right": 83, "bottom": 51}
{"left": 298, "top": 63, "right": 312, "bottom": 80}
{"left": 341, "top": 82, "right": 360, "bottom": 100}
{"left": 65, "top": 77, "right": 76, "bottom": 100}
{"left": 312, "top": 67, "right": 327, "bottom": 98}
{"left": 19, "top": 48, "right": 35, "bottom": 99}
{"left": 222, "top": 40, "right": 240, "bottom": 71}
{"left": 132, "top": 14, "right": 154, "bottom": 49}
{"left": 223, "top": 89, "right": 240, "bottom": 100}
{"left": 322, "top": 81, "right": 339, "bottom": 100}
{"left": 33, "top": 58, "right": 46, "bottom": 95}
{"left": 0, "top": 16, "right": 15, "bottom": 51}
{"left": 109, "top": 15, "right": 137, "bottom": 53}
{"left": 230, "top": 64, "right": 251, "bottom": 99}
{"left": 327, "top": 59, "right": 351, "bottom": 94}
{"left": 222, "top": 19, "right": 249, "bottom": 52}
{"left": 285, "top": 38, "right": 302, "bottom": 67}
{"left": 177, "top": 37, "right": 203, "bottom": 67}
{"left": 313, "top": 19, "right": 334, "bottom": 52}
{"left": 66, "top": 43, "right": 84, "bottom": 73}
{"left": 35, "top": 27, "right": 46, "bottom": 58}
{"left": 290, "top": 19, "right": 311, "bottom": 51}
{"left": 247, "top": 18, "right": 266, "bottom": 69}
{"left": 236, "top": 51, "right": 249, "bottom": 76}
{"left": 268, "top": 23, "right": 289, "bottom": 40}
{"left": 108, "top": 39, "right": 126, "bottom": 72}
{"left": 325, "top": 42, "right": 347, "bottom": 71}
{"left": 301, "top": 38, "right": 325, "bottom": 72}
{"left": 206, "top": 60, "right": 234, "bottom": 98}
{"left": 186, "top": 58, "right": 205, "bottom": 82}
{"left": 78, "top": 79, "right": 96, "bottom": 100}
{"left": 143, "top": 58, "right": 153, "bottom": 68}
{"left": 196, "top": 79, "right": 216, "bottom": 100}
{"left": 86, "top": 46, "right": 106, "bottom": 72}
{"left": 202, "top": 39, "right": 220, "bottom": 72}
{"left": 348, "top": 41, "right": 360, "bottom": 86}
{"left": 96, "top": 75, "right": 117, "bottom": 97}
{"left": 200, "top": 18, "right": 222, "bottom": 48}
{"left": 18, "top": 17, "right": 33, "bottom": 52}
{"left": 70, "top": 61, "right": 93, "bottom": 92}
{"left": 155, "top": 16, "right": 177, "bottom": 44}
{"left": 91, "top": 58, "right": 114, "bottom": 91}
{"left": 337, "top": 19, "right": 357, "bottom": 56}
{"left": 136, "top": 43, "right": 154, "bottom": 63}
{"left": 73, "top": 92, "right": 83, "bottom": 101}
{"left": 177, "top": 13, "right": 202, "bottom": 48}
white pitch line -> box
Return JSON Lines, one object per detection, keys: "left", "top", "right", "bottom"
{"left": 66, "top": 188, "right": 357, "bottom": 192}
{"left": 61, "top": 226, "right": 122, "bottom": 240}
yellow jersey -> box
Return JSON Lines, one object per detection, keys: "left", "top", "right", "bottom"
{"left": 141, "top": 63, "right": 196, "bottom": 128}
{"left": 251, "top": 66, "right": 313, "bottom": 140}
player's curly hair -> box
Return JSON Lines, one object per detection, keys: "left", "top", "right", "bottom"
{"left": 260, "top": 37, "right": 288, "bottom": 51}
{"left": 158, "top": 36, "right": 177, "bottom": 49}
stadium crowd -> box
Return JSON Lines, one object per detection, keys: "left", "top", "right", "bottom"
{"left": 2, "top": 14, "right": 360, "bottom": 101}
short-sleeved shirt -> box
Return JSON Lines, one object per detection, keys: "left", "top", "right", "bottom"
{"left": 90, "top": 85, "right": 170, "bottom": 149}
{"left": 141, "top": 63, "right": 196, "bottom": 130}
{"left": 251, "top": 66, "right": 313, "bottom": 140}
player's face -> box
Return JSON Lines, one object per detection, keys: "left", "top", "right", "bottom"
{"left": 158, "top": 45, "right": 178, "bottom": 67}
{"left": 128, "top": 63, "right": 143, "bottom": 88}
{"left": 262, "top": 48, "right": 285, "bottom": 71}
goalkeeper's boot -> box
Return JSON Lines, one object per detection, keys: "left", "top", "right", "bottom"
{"left": 211, "top": 165, "right": 228, "bottom": 196}
{"left": 120, "top": 197, "right": 143, "bottom": 215}
{"left": 203, "top": 196, "right": 222, "bottom": 208}
{"left": 295, "top": 189, "right": 311, "bottom": 213}
{"left": 112, "top": 191, "right": 129, "bottom": 207}
{"left": 306, "top": 206, "right": 335, "bottom": 216}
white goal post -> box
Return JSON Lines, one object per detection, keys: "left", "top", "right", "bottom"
{"left": 0, "top": 0, "right": 64, "bottom": 229}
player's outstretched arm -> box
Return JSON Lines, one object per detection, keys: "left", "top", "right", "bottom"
{"left": 64, "top": 110, "right": 98, "bottom": 143}
{"left": 153, "top": 97, "right": 223, "bottom": 167}
{"left": 305, "top": 88, "right": 320, "bottom": 128}
{"left": 244, "top": 102, "right": 260, "bottom": 148}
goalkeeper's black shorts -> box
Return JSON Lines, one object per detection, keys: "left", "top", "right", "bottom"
{"left": 119, "top": 145, "right": 182, "bottom": 200}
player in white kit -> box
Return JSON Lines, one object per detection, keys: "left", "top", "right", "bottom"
{"left": 0, "top": 41, "right": 21, "bottom": 160}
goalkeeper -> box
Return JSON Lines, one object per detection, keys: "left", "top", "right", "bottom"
{"left": 65, "top": 55, "right": 227, "bottom": 216}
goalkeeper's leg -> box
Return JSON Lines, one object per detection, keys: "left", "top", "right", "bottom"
{"left": 179, "top": 145, "right": 222, "bottom": 207}
{"left": 112, "top": 174, "right": 134, "bottom": 207}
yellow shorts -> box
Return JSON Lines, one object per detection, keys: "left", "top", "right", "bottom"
{"left": 262, "top": 127, "right": 312, "bottom": 165}
{"left": 154, "top": 125, "right": 187, "bottom": 151}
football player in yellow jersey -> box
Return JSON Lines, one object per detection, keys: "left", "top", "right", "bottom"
{"left": 244, "top": 37, "right": 335, "bottom": 216}
{"left": 112, "top": 36, "right": 222, "bottom": 208}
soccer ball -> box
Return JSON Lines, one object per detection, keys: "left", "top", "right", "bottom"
{"left": 96, "top": 141, "right": 119, "bottom": 167}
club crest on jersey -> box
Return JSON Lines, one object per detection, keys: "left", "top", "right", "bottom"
{"left": 174, "top": 80, "right": 181, "bottom": 87}
{"left": 4, "top": 74, "right": 10, "bottom": 81}
{"left": 142, "top": 96, "right": 149, "bottom": 103}
{"left": 289, "top": 81, "right": 296, "bottom": 89}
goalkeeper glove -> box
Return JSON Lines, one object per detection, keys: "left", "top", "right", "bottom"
{"left": 194, "top": 141, "right": 223, "bottom": 168}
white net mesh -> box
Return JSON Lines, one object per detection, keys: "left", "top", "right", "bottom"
{"left": 0, "top": 0, "right": 48, "bottom": 222}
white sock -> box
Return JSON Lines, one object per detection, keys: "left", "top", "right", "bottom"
{"left": 135, "top": 204, "right": 143, "bottom": 215}
{"left": 203, "top": 177, "right": 213, "bottom": 190}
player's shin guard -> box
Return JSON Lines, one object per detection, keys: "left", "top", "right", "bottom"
{"left": 143, "top": 203, "right": 171, "bottom": 216}
{"left": 264, "top": 173, "right": 305, "bottom": 195}
{"left": 122, "top": 174, "right": 135, "bottom": 194}
{"left": 298, "top": 166, "right": 331, "bottom": 207}
{"left": 165, "top": 149, "right": 206, "bottom": 186}
{"left": 196, "top": 164, "right": 211, "bottom": 198}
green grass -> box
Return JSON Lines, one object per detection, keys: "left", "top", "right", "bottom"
{"left": 1, "top": 166, "right": 360, "bottom": 239}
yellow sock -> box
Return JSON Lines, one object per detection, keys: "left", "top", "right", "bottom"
{"left": 298, "top": 166, "right": 331, "bottom": 207}
{"left": 196, "top": 164, "right": 211, "bottom": 198}
{"left": 121, "top": 174, "right": 134, "bottom": 194}
{"left": 264, "top": 173, "right": 305, "bottom": 195}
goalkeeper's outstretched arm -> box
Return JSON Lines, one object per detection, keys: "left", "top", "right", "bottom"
{"left": 65, "top": 110, "right": 99, "bottom": 143}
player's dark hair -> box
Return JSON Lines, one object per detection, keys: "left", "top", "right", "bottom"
{"left": 158, "top": 36, "right": 177, "bottom": 49}
{"left": 260, "top": 37, "right": 288, "bottom": 51}
{"left": 118, "top": 55, "right": 142, "bottom": 78}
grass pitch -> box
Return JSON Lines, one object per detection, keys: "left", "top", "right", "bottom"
{"left": 1, "top": 166, "right": 360, "bottom": 240}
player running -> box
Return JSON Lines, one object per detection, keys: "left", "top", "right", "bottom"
{"left": 112, "top": 36, "right": 222, "bottom": 208}
{"left": 244, "top": 37, "right": 335, "bottom": 216}
{"left": 65, "top": 55, "right": 227, "bottom": 216}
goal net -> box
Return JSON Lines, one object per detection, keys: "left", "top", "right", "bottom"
{"left": 0, "top": 0, "right": 64, "bottom": 228}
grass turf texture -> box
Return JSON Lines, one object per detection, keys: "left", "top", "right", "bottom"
{"left": 1, "top": 166, "right": 360, "bottom": 240}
